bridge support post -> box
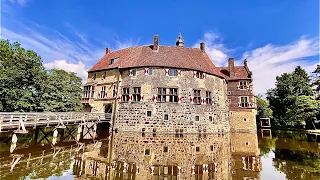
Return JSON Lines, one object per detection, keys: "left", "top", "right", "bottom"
{"left": 10, "top": 134, "right": 18, "bottom": 153}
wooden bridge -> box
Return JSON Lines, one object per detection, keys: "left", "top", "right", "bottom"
{"left": 0, "top": 112, "right": 112, "bottom": 133}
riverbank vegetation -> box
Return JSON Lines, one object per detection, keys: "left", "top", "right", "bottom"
{"left": 257, "top": 66, "right": 320, "bottom": 130}
{"left": 0, "top": 40, "right": 83, "bottom": 112}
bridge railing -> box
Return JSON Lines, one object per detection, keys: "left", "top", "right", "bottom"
{"left": 0, "top": 112, "right": 111, "bottom": 132}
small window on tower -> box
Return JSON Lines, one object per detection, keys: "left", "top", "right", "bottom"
{"left": 147, "top": 111, "right": 152, "bottom": 117}
{"left": 164, "top": 114, "right": 169, "bottom": 121}
{"left": 195, "top": 115, "right": 200, "bottom": 122}
{"left": 209, "top": 116, "right": 213, "bottom": 122}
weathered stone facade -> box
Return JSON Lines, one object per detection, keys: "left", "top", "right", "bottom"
{"left": 82, "top": 34, "right": 257, "bottom": 133}
{"left": 115, "top": 68, "right": 228, "bottom": 133}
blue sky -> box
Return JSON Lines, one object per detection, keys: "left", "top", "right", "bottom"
{"left": 1, "top": 0, "right": 319, "bottom": 94}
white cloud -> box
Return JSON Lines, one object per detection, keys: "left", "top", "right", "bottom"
{"left": 44, "top": 60, "right": 88, "bottom": 82}
{"left": 8, "top": 0, "right": 28, "bottom": 6}
{"left": 240, "top": 37, "right": 319, "bottom": 95}
{"left": 194, "top": 33, "right": 319, "bottom": 95}
{"left": 193, "top": 32, "right": 231, "bottom": 66}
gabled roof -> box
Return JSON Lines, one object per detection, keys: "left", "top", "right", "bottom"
{"left": 88, "top": 45, "right": 225, "bottom": 78}
{"left": 217, "top": 66, "right": 252, "bottom": 80}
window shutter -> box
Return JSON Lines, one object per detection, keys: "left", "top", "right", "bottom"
{"left": 136, "top": 166, "right": 140, "bottom": 174}
{"left": 247, "top": 83, "right": 250, "bottom": 90}
{"left": 104, "top": 93, "right": 107, "bottom": 98}
{"left": 202, "top": 73, "right": 206, "bottom": 79}
{"left": 214, "top": 163, "right": 217, "bottom": 172}
{"left": 202, "top": 98, "right": 206, "bottom": 105}
{"left": 140, "top": 94, "right": 144, "bottom": 101}
{"left": 152, "top": 95, "right": 158, "bottom": 102}
{"left": 118, "top": 95, "right": 121, "bottom": 102}
{"left": 177, "top": 70, "right": 181, "bottom": 76}
{"left": 165, "top": 69, "right": 169, "bottom": 76}
{"left": 129, "top": 69, "right": 133, "bottom": 76}
{"left": 178, "top": 96, "right": 182, "bottom": 103}
{"left": 193, "top": 71, "right": 197, "bottom": 78}
{"left": 202, "top": 164, "right": 208, "bottom": 173}
{"left": 190, "top": 96, "right": 194, "bottom": 103}
{"left": 144, "top": 68, "right": 149, "bottom": 75}
{"left": 98, "top": 93, "right": 100, "bottom": 99}
{"left": 129, "top": 95, "right": 132, "bottom": 101}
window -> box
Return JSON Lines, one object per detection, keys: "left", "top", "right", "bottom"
{"left": 194, "top": 90, "right": 201, "bottom": 104}
{"left": 100, "top": 86, "right": 106, "bottom": 98}
{"left": 210, "top": 145, "right": 214, "bottom": 151}
{"left": 163, "top": 146, "right": 168, "bottom": 153}
{"left": 169, "top": 88, "right": 178, "bottom": 102}
{"left": 195, "top": 115, "right": 200, "bottom": 122}
{"left": 206, "top": 91, "right": 212, "bottom": 104}
{"left": 83, "top": 86, "right": 92, "bottom": 98}
{"left": 148, "top": 68, "right": 152, "bottom": 75}
{"left": 228, "top": 91, "right": 231, "bottom": 95}
{"left": 147, "top": 111, "right": 152, "bottom": 117}
{"left": 112, "top": 85, "right": 117, "bottom": 97}
{"left": 169, "top": 69, "right": 178, "bottom": 76}
{"left": 145, "top": 149, "right": 150, "bottom": 155}
{"left": 90, "top": 86, "right": 95, "bottom": 98}
{"left": 196, "top": 147, "right": 200, "bottom": 152}
{"left": 243, "top": 118, "right": 247, "bottom": 122}
{"left": 122, "top": 88, "right": 129, "bottom": 102}
{"left": 101, "top": 72, "right": 106, "bottom": 80}
{"left": 164, "top": 114, "right": 169, "bottom": 121}
{"left": 239, "top": 81, "right": 247, "bottom": 89}
{"left": 209, "top": 116, "right": 213, "bottom": 122}
{"left": 110, "top": 58, "right": 115, "bottom": 65}
{"left": 195, "top": 71, "right": 204, "bottom": 79}
{"left": 92, "top": 73, "right": 97, "bottom": 80}
{"left": 240, "top": 97, "right": 249, "bottom": 107}
{"left": 132, "top": 87, "right": 141, "bottom": 101}
{"left": 158, "top": 88, "right": 167, "bottom": 102}
{"left": 129, "top": 69, "right": 136, "bottom": 76}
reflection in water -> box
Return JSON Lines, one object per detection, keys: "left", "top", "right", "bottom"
{"left": 0, "top": 129, "right": 319, "bottom": 179}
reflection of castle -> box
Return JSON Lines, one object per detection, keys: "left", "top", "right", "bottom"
{"left": 75, "top": 132, "right": 262, "bottom": 179}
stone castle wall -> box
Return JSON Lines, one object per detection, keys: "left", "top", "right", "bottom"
{"left": 114, "top": 67, "right": 229, "bottom": 133}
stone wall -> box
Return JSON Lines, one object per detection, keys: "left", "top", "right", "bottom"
{"left": 115, "top": 67, "right": 229, "bottom": 133}
{"left": 229, "top": 109, "right": 257, "bottom": 132}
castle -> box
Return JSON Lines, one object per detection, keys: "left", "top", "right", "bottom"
{"left": 82, "top": 33, "right": 257, "bottom": 133}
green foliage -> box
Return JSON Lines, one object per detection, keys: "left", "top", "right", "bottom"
{"left": 287, "top": 96, "right": 320, "bottom": 129}
{"left": 0, "top": 39, "right": 83, "bottom": 112}
{"left": 256, "top": 95, "right": 273, "bottom": 122}
{"left": 267, "top": 66, "right": 315, "bottom": 128}
{"left": 41, "top": 69, "right": 83, "bottom": 112}
{"left": 312, "top": 65, "right": 320, "bottom": 100}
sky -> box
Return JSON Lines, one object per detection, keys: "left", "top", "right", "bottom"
{"left": 1, "top": 0, "right": 319, "bottom": 95}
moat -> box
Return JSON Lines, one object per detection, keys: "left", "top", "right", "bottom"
{"left": 0, "top": 127, "right": 319, "bottom": 180}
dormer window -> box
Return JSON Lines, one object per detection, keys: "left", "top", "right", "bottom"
{"left": 110, "top": 59, "right": 115, "bottom": 65}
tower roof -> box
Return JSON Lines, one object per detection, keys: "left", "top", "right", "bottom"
{"left": 175, "top": 30, "right": 184, "bottom": 47}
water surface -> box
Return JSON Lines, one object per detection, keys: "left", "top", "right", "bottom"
{"left": 0, "top": 128, "right": 319, "bottom": 179}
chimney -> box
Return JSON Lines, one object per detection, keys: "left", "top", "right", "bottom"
{"left": 106, "top": 47, "right": 111, "bottom": 54}
{"left": 228, "top": 58, "right": 235, "bottom": 77}
{"left": 244, "top": 59, "right": 248, "bottom": 67}
{"left": 153, "top": 35, "right": 159, "bottom": 51}
{"left": 200, "top": 42, "right": 205, "bottom": 52}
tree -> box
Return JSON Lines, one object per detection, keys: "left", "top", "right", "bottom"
{"left": 287, "top": 96, "right": 320, "bottom": 129}
{"left": 267, "top": 66, "right": 313, "bottom": 127}
{"left": 0, "top": 39, "right": 83, "bottom": 112}
{"left": 312, "top": 65, "right": 320, "bottom": 100}
{"left": 256, "top": 95, "right": 273, "bottom": 125}
{"left": 0, "top": 40, "right": 46, "bottom": 112}
{"left": 40, "top": 69, "right": 83, "bottom": 112}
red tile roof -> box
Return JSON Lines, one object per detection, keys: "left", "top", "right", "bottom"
{"left": 217, "top": 66, "right": 251, "bottom": 80}
{"left": 88, "top": 45, "right": 225, "bottom": 78}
